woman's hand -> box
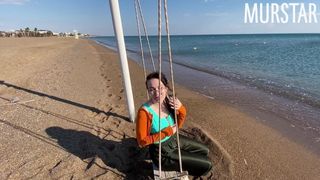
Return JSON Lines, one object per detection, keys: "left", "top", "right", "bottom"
{"left": 168, "top": 96, "right": 182, "bottom": 110}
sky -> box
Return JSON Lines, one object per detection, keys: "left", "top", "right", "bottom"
{"left": 1, "top": 0, "right": 320, "bottom": 36}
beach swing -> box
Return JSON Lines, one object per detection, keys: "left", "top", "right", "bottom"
{"left": 134, "top": 0, "right": 189, "bottom": 179}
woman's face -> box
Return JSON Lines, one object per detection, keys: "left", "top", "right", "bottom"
{"left": 147, "top": 78, "right": 168, "bottom": 103}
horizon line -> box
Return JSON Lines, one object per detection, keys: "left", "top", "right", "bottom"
{"left": 91, "top": 32, "right": 320, "bottom": 37}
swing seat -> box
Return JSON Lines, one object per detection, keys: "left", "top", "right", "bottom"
{"left": 153, "top": 163, "right": 189, "bottom": 180}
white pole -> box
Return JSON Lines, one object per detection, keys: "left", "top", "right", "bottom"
{"left": 109, "top": 0, "right": 135, "bottom": 122}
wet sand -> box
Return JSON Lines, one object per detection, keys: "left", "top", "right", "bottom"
{"left": 0, "top": 37, "right": 319, "bottom": 179}
{"left": 165, "top": 61, "right": 320, "bottom": 155}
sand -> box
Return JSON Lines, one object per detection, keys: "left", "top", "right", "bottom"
{"left": 0, "top": 37, "right": 319, "bottom": 179}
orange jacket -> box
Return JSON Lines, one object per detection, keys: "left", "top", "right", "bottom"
{"left": 136, "top": 105, "right": 187, "bottom": 147}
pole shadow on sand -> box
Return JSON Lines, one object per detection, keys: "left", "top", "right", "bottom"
{"left": 0, "top": 117, "right": 152, "bottom": 179}
{"left": 46, "top": 126, "right": 153, "bottom": 179}
{"left": 0, "top": 80, "right": 129, "bottom": 122}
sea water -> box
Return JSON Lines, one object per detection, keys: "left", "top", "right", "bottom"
{"left": 91, "top": 34, "right": 320, "bottom": 109}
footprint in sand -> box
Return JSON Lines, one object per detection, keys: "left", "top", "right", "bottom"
{"left": 85, "top": 110, "right": 98, "bottom": 118}
{"left": 101, "top": 72, "right": 107, "bottom": 78}
{"left": 93, "top": 112, "right": 107, "bottom": 121}
{"left": 101, "top": 105, "right": 112, "bottom": 113}
{"left": 96, "top": 99, "right": 102, "bottom": 105}
{"left": 109, "top": 118, "right": 121, "bottom": 128}
{"left": 103, "top": 115, "right": 111, "bottom": 123}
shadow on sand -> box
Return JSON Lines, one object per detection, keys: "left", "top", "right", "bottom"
{"left": 46, "top": 126, "right": 153, "bottom": 179}
{"left": 0, "top": 80, "right": 129, "bottom": 122}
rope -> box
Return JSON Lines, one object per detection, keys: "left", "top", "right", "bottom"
{"left": 164, "top": 0, "right": 183, "bottom": 173}
{"left": 157, "top": 0, "right": 162, "bottom": 177}
{"left": 134, "top": 0, "right": 148, "bottom": 98}
{"left": 134, "top": 0, "right": 184, "bottom": 178}
{"left": 136, "top": 0, "right": 156, "bottom": 71}
{"left": 157, "top": 0, "right": 184, "bottom": 178}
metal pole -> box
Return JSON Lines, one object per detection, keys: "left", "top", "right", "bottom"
{"left": 109, "top": 0, "right": 135, "bottom": 122}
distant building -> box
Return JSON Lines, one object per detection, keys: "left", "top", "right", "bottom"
{"left": 0, "top": 31, "right": 5, "bottom": 37}
{"left": 38, "top": 30, "right": 48, "bottom": 35}
{"left": 0, "top": 28, "right": 88, "bottom": 38}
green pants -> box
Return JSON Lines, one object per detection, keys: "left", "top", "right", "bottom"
{"left": 149, "top": 134, "right": 212, "bottom": 177}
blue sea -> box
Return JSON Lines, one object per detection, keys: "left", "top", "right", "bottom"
{"left": 91, "top": 34, "right": 320, "bottom": 109}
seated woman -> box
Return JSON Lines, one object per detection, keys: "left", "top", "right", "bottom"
{"left": 136, "top": 72, "right": 212, "bottom": 177}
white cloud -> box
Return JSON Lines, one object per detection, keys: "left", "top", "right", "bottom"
{"left": 0, "top": 0, "right": 29, "bottom": 5}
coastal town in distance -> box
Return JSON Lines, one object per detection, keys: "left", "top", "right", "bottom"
{"left": 0, "top": 27, "right": 90, "bottom": 38}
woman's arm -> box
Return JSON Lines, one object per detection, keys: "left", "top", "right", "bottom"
{"left": 136, "top": 108, "right": 174, "bottom": 147}
{"left": 176, "top": 105, "right": 187, "bottom": 128}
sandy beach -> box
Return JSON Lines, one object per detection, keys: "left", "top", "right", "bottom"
{"left": 1, "top": 37, "right": 320, "bottom": 179}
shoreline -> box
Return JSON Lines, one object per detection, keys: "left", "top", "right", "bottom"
{"left": 93, "top": 39, "right": 320, "bottom": 156}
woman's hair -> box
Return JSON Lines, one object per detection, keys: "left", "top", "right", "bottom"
{"left": 146, "top": 72, "right": 176, "bottom": 117}
{"left": 145, "top": 72, "right": 171, "bottom": 91}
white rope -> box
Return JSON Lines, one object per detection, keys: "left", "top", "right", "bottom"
{"left": 157, "top": 0, "right": 184, "bottom": 179}
{"left": 157, "top": 0, "right": 162, "bottom": 178}
{"left": 136, "top": 0, "right": 156, "bottom": 71}
{"left": 164, "top": 0, "right": 183, "bottom": 173}
{"left": 134, "top": 0, "right": 148, "bottom": 98}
